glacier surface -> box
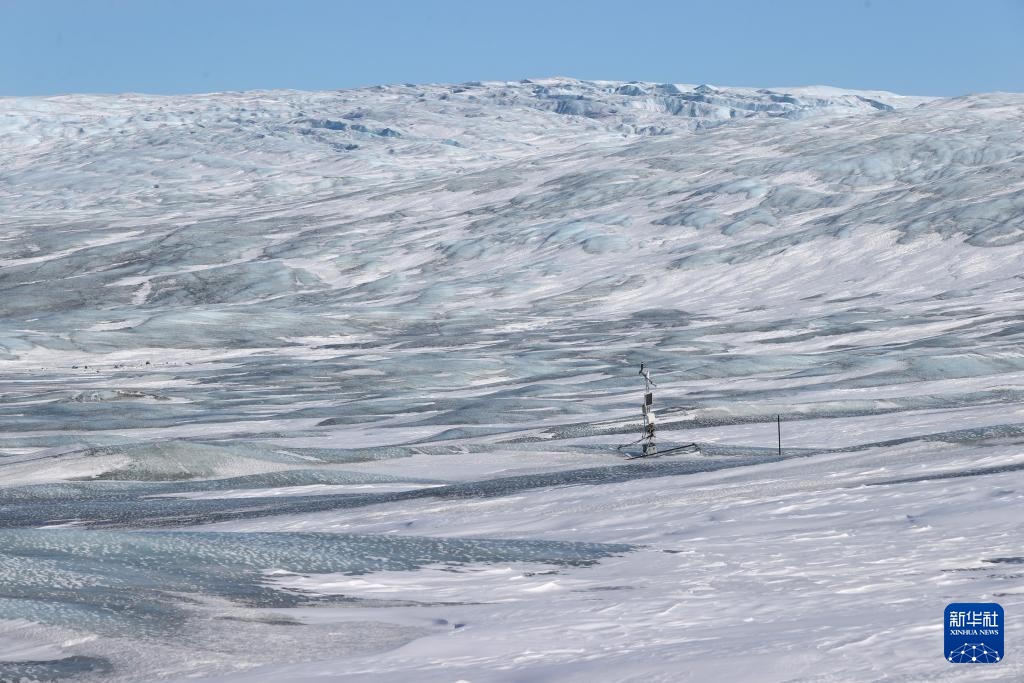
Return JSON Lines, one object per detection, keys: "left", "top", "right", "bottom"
{"left": 1, "top": 78, "right": 1023, "bottom": 681}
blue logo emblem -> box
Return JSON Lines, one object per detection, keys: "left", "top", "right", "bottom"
{"left": 945, "top": 603, "right": 1003, "bottom": 663}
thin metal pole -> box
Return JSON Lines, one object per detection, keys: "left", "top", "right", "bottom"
{"left": 777, "top": 414, "right": 781, "bottom": 456}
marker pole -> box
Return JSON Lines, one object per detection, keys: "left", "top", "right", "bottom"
{"left": 777, "top": 414, "right": 781, "bottom": 456}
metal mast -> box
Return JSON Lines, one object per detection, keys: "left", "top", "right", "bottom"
{"left": 639, "top": 362, "right": 657, "bottom": 456}
{"left": 617, "top": 363, "right": 700, "bottom": 458}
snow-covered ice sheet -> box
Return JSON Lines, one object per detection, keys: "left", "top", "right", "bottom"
{"left": 194, "top": 441, "right": 1024, "bottom": 682}
{"left": 1, "top": 78, "right": 1023, "bottom": 681}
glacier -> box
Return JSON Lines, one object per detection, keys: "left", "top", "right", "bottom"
{"left": 0, "top": 78, "right": 1023, "bottom": 681}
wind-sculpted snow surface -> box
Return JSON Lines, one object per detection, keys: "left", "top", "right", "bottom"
{"left": 1, "top": 79, "right": 1023, "bottom": 681}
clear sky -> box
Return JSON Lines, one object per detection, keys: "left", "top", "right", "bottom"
{"left": 2, "top": 0, "right": 1022, "bottom": 97}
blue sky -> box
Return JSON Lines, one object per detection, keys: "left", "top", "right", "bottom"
{"left": 2, "top": 0, "right": 1021, "bottom": 97}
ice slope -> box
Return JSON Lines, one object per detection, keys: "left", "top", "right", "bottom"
{"left": 0, "top": 79, "right": 1023, "bottom": 681}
